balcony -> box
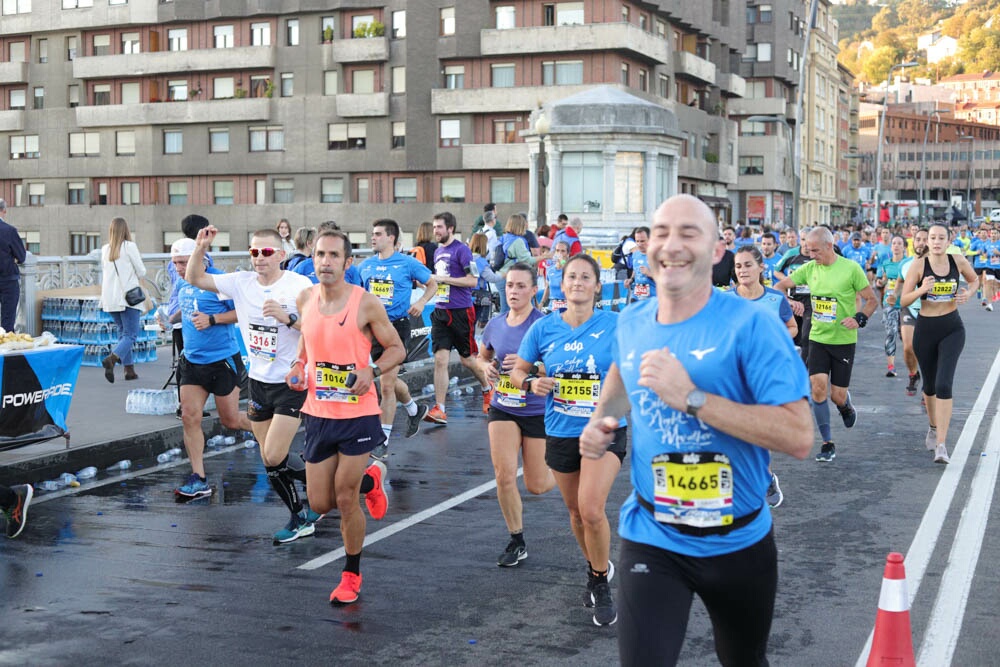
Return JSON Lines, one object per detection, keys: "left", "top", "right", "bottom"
{"left": 480, "top": 23, "right": 669, "bottom": 64}
{"left": 673, "top": 51, "right": 716, "bottom": 86}
{"left": 72, "top": 46, "right": 275, "bottom": 80}
{"left": 75, "top": 98, "right": 271, "bottom": 127}
{"left": 432, "top": 84, "right": 599, "bottom": 114}
{"left": 0, "top": 110, "right": 24, "bottom": 132}
{"left": 462, "top": 143, "right": 529, "bottom": 171}
{"left": 322, "top": 37, "right": 389, "bottom": 68}
{"left": 0, "top": 62, "right": 28, "bottom": 84}
{"left": 716, "top": 72, "right": 746, "bottom": 98}
{"left": 335, "top": 93, "right": 389, "bottom": 117}
{"left": 727, "top": 96, "right": 786, "bottom": 117}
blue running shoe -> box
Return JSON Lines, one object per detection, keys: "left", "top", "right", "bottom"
{"left": 273, "top": 515, "right": 315, "bottom": 544}
{"left": 175, "top": 474, "right": 212, "bottom": 500}
{"left": 301, "top": 508, "right": 323, "bottom": 524}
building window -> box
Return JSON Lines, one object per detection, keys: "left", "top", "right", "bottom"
{"left": 555, "top": 2, "right": 584, "bottom": 25}
{"left": 116, "top": 131, "right": 135, "bottom": 156}
{"left": 440, "top": 7, "right": 456, "bottom": 35}
{"left": 491, "top": 177, "right": 516, "bottom": 203}
{"left": 28, "top": 183, "right": 44, "bottom": 207}
{"left": 658, "top": 74, "right": 669, "bottom": 98}
{"left": 757, "top": 43, "right": 772, "bottom": 62}
{"left": 394, "top": 178, "right": 417, "bottom": 203}
{"left": 213, "top": 181, "right": 234, "bottom": 205}
{"left": 352, "top": 14, "right": 375, "bottom": 35}
{"left": 164, "top": 130, "right": 182, "bottom": 154}
{"left": 444, "top": 65, "right": 465, "bottom": 89}
{"left": 542, "top": 60, "right": 583, "bottom": 85}
{"left": 96, "top": 182, "right": 108, "bottom": 205}
{"left": 167, "top": 80, "right": 187, "bottom": 101}
{"left": 70, "top": 232, "right": 101, "bottom": 255}
{"left": 561, "top": 152, "right": 603, "bottom": 213}
{"left": 214, "top": 77, "right": 234, "bottom": 99}
{"left": 321, "top": 16, "right": 335, "bottom": 42}
{"left": 38, "top": 39, "right": 48, "bottom": 63}
{"left": 328, "top": 123, "right": 366, "bottom": 150}
{"left": 168, "top": 28, "right": 187, "bottom": 52}
{"left": 321, "top": 178, "right": 344, "bottom": 203}
{"left": 121, "top": 182, "right": 139, "bottom": 205}
{"left": 67, "top": 182, "right": 85, "bottom": 205}
{"left": 8, "top": 42, "right": 24, "bottom": 63}
{"left": 392, "top": 121, "right": 405, "bottom": 149}
{"left": 32, "top": 87, "right": 43, "bottom": 109}
{"left": 391, "top": 67, "right": 406, "bottom": 94}
{"left": 440, "top": 119, "right": 461, "bottom": 147}
{"left": 9, "top": 89, "right": 25, "bottom": 110}
{"left": 496, "top": 6, "right": 515, "bottom": 29}
{"left": 209, "top": 128, "right": 229, "bottom": 153}
{"left": 69, "top": 132, "right": 98, "bottom": 157}
{"left": 324, "top": 71, "right": 338, "bottom": 95}
{"left": 121, "top": 32, "right": 140, "bottom": 54}
{"left": 92, "top": 34, "right": 110, "bottom": 56}
{"left": 251, "top": 23, "right": 271, "bottom": 46}
{"left": 741, "top": 119, "right": 766, "bottom": 136}
{"left": 66, "top": 36, "right": 77, "bottom": 60}
{"left": 620, "top": 62, "right": 629, "bottom": 86}
{"left": 63, "top": 0, "right": 94, "bottom": 6}
{"left": 214, "top": 25, "right": 234, "bottom": 49}
{"left": 357, "top": 178, "right": 369, "bottom": 203}
{"left": 2, "top": 0, "right": 31, "bottom": 16}
{"left": 494, "top": 120, "right": 516, "bottom": 144}
{"left": 93, "top": 83, "right": 111, "bottom": 106}
{"left": 10, "top": 134, "right": 39, "bottom": 159}
{"left": 441, "top": 177, "right": 465, "bottom": 202}
{"left": 249, "top": 75, "right": 270, "bottom": 98}
{"left": 739, "top": 156, "right": 764, "bottom": 175}
{"left": 621, "top": 4, "right": 629, "bottom": 22}
{"left": 280, "top": 73, "right": 293, "bottom": 97}
{"left": 759, "top": 4, "right": 772, "bottom": 23}
{"left": 273, "top": 179, "right": 294, "bottom": 203}
{"left": 656, "top": 155, "right": 672, "bottom": 205}
{"left": 168, "top": 181, "right": 187, "bottom": 205}
{"left": 255, "top": 180, "right": 266, "bottom": 204}
{"left": 638, "top": 69, "right": 648, "bottom": 92}
{"left": 121, "top": 82, "right": 140, "bottom": 104}
{"left": 249, "top": 126, "right": 284, "bottom": 152}
{"left": 352, "top": 70, "right": 375, "bottom": 94}
{"left": 614, "top": 152, "right": 644, "bottom": 213}
{"left": 392, "top": 10, "right": 406, "bottom": 38}
{"left": 491, "top": 64, "right": 515, "bottom": 88}
{"left": 286, "top": 18, "right": 299, "bottom": 46}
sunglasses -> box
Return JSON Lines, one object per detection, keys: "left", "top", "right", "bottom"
{"left": 248, "top": 247, "right": 279, "bottom": 258}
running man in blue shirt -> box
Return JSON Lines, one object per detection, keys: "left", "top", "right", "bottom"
{"left": 292, "top": 220, "right": 363, "bottom": 287}
{"left": 580, "top": 194, "right": 811, "bottom": 666}
{"left": 625, "top": 226, "right": 656, "bottom": 301}
{"left": 759, "top": 232, "right": 782, "bottom": 288}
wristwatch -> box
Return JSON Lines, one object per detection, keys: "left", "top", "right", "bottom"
{"left": 523, "top": 375, "right": 538, "bottom": 393}
{"left": 370, "top": 362, "right": 382, "bottom": 379}
{"left": 286, "top": 313, "right": 298, "bottom": 328}
{"left": 208, "top": 314, "right": 216, "bottom": 327}
{"left": 685, "top": 388, "right": 707, "bottom": 418}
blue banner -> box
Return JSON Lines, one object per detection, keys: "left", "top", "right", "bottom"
{"left": 0, "top": 344, "right": 83, "bottom": 450}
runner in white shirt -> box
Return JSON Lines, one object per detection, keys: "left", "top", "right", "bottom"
{"left": 186, "top": 225, "right": 320, "bottom": 544}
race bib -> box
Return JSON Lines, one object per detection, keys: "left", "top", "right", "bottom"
{"left": 634, "top": 283, "right": 651, "bottom": 298}
{"left": 314, "top": 362, "right": 359, "bottom": 403}
{"left": 884, "top": 279, "right": 897, "bottom": 292}
{"left": 927, "top": 280, "right": 957, "bottom": 302}
{"left": 811, "top": 296, "right": 837, "bottom": 324}
{"left": 248, "top": 322, "right": 278, "bottom": 362}
{"left": 369, "top": 278, "right": 393, "bottom": 304}
{"left": 553, "top": 372, "right": 600, "bottom": 417}
{"left": 651, "top": 452, "right": 734, "bottom": 528}
{"left": 435, "top": 283, "right": 451, "bottom": 304}
{"left": 550, "top": 298, "right": 567, "bottom": 311}
{"left": 794, "top": 282, "right": 811, "bottom": 296}
{"left": 495, "top": 374, "right": 526, "bottom": 408}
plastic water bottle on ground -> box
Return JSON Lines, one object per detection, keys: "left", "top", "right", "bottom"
{"left": 466, "top": 386, "right": 475, "bottom": 394}
{"left": 39, "top": 480, "right": 63, "bottom": 492}
{"left": 222, "top": 436, "right": 236, "bottom": 446}
{"left": 156, "top": 448, "right": 182, "bottom": 463}
{"left": 449, "top": 376, "right": 459, "bottom": 386}
{"left": 59, "top": 473, "right": 79, "bottom": 487}
{"left": 206, "top": 435, "right": 224, "bottom": 448}
{"left": 106, "top": 459, "right": 132, "bottom": 471}
{"left": 450, "top": 388, "right": 462, "bottom": 397}
{"left": 422, "top": 384, "right": 434, "bottom": 394}
{"left": 76, "top": 466, "right": 97, "bottom": 480}
{"left": 243, "top": 439, "right": 258, "bottom": 449}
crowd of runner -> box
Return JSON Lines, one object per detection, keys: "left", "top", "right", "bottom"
{"left": 2, "top": 199, "right": 982, "bottom": 666}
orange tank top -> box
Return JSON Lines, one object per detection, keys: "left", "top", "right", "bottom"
{"left": 301, "top": 285, "right": 381, "bottom": 420}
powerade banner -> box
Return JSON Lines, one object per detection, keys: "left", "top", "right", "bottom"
{"left": 0, "top": 345, "right": 83, "bottom": 451}
{"left": 403, "top": 282, "right": 628, "bottom": 360}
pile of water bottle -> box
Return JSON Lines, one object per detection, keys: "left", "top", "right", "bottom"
{"left": 420, "top": 377, "right": 474, "bottom": 398}
{"left": 36, "top": 460, "right": 132, "bottom": 492}
{"left": 125, "top": 388, "right": 179, "bottom": 415}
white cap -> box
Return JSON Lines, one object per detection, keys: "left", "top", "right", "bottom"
{"left": 170, "top": 237, "right": 197, "bottom": 258}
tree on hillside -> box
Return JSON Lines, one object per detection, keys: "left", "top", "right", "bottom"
{"left": 896, "top": 0, "right": 949, "bottom": 32}
{"left": 958, "top": 27, "right": 1000, "bottom": 73}
{"left": 872, "top": 4, "right": 900, "bottom": 33}
{"left": 864, "top": 45, "right": 908, "bottom": 85}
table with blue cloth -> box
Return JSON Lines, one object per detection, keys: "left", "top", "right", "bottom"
{"left": 0, "top": 344, "right": 83, "bottom": 451}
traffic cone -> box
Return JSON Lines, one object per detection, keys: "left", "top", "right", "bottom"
{"left": 866, "top": 552, "right": 915, "bottom": 667}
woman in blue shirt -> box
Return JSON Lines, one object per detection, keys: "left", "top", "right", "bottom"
{"left": 511, "top": 253, "right": 625, "bottom": 627}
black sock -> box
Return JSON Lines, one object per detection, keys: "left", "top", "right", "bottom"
{"left": 344, "top": 552, "right": 362, "bottom": 575}
{"left": 591, "top": 567, "right": 609, "bottom": 583}
{"left": 511, "top": 531, "right": 525, "bottom": 547}
{"left": 359, "top": 473, "right": 374, "bottom": 494}
{"left": 265, "top": 456, "right": 302, "bottom": 516}
{"left": 0, "top": 485, "right": 15, "bottom": 509}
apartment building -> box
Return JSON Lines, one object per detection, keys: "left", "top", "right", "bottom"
{"left": 835, "top": 61, "right": 859, "bottom": 224}
{"left": 0, "top": 1, "right": 745, "bottom": 256}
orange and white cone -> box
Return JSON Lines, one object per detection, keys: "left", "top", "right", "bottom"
{"left": 867, "top": 552, "right": 915, "bottom": 667}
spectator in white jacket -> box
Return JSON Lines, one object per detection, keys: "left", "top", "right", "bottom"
{"left": 99, "top": 217, "right": 147, "bottom": 383}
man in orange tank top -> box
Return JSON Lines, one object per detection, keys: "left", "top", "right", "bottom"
{"left": 286, "top": 230, "right": 406, "bottom": 606}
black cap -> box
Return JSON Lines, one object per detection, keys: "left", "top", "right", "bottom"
{"left": 181, "top": 214, "right": 210, "bottom": 240}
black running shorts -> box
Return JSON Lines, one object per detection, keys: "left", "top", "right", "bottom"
{"left": 247, "top": 378, "right": 306, "bottom": 422}
{"left": 487, "top": 406, "right": 546, "bottom": 439}
{"left": 806, "top": 342, "right": 856, "bottom": 388}
{"left": 546, "top": 426, "right": 627, "bottom": 474}
{"left": 431, "top": 306, "right": 478, "bottom": 358}
{"left": 178, "top": 356, "right": 239, "bottom": 397}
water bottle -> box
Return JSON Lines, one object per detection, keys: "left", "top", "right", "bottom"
{"left": 243, "top": 439, "right": 258, "bottom": 449}
{"left": 222, "top": 436, "right": 236, "bottom": 446}
{"left": 422, "top": 384, "right": 434, "bottom": 394}
{"left": 125, "top": 390, "right": 135, "bottom": 413}
{"left": 39, "top": 480, "right": 63, "bottom": 492}
{"left": 59, "top": 472, "right": 79, "bottom": 487}
{"left": 449, "top": 376, "right": 459, "bottom": 386}
{"left": 466, "top": 385, "right": 475, "bottom": 394}
{"left": 106, "top": 459, "right": 132, "bottom": 471}
{"left": 76, "top": 466, "right": 97, "bottom": 480}
{"left": 450, "top": 388, "right": 462, "bottom": 397}
{"left": 206, "top": 435, "right": 224, "bottom": 448}
{"left": 156, "top": 447, "right": 182, "bottom": 463}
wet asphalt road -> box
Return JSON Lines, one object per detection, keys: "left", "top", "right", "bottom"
{"left": 3, "top": 305, "right": 1000, "bottom": 666}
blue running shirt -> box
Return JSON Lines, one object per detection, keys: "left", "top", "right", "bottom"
{"left": 724, "top": 287, "right": 792, "bottom": 324}
{"left": 176, "top": 268, "right": 240, "bottom": 364}
{"left": 630, "top": 251, "right": 656, "bottom": 300}
{"left": 358, "top": 252, "right": 433, "bottom": 321}
{"left": 614, "top": 292, "right": 808, "bottom": 557}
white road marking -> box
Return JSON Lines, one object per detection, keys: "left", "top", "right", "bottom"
{"left": 854, "top": 345, "right": 1000, "bottom": 667}
{"left": 297, "top": 468, "right": 522, "bottom": 571}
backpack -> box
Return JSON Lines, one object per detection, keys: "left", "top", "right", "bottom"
{"left": 611, "top": 237, "right": 628, "bottom": 266}
{"left": 490, "top": 243, "right": 507, "bottom": 272}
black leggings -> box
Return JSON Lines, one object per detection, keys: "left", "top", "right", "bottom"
{"left": 618, "top": 531, "right": 777, "bottom": 667}
{"left": 913, "top": 311, "right": 965, "bottom": 400}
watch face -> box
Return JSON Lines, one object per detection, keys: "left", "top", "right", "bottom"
{"left": 687, "top": 390, "right": 706, "bottom": 411}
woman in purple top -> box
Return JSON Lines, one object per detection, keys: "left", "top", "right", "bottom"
{"left": 478, "top": 262, "right": 555, "bottom": 567}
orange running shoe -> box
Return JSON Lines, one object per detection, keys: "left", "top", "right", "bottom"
{"left": 424, "top": 405, "right": 447, "bottom": 425}
{"left": 482, "top": 386, "right": 494, "bottom": 414}
{"left": 364, "top": 461, "right": 388, "bottom": 520}
{"left": 329, "top": 571, "right": 363, "bottom": 605}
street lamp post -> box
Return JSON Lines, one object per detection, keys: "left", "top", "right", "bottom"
{"left": 919, "top": 109, "right": 944, "bottom": 224}
{"left": 874, "top": 61, "right": 918, "bottom": 221}
{"left": 747, "top": 114, "right": 798, "bottom": 232}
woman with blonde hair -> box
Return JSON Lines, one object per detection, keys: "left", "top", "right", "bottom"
{"left": 411, "top": 221, "right": 437, "bottom": 273}
{"left": 99, "top": 217, "right": 147, "bottom": 383}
